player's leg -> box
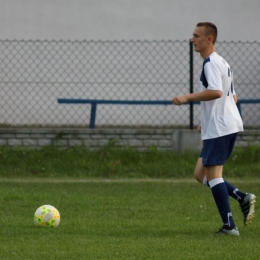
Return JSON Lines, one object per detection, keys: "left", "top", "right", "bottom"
{"left": 201, "top": 135, "right": 239, "bottom": 235}
{"left": 206, "top": 165, "right": 239, "bottom": 235}
{"left": 194, "top": 134, "right": 256, "bottom": 226}
{"left": 224, "top": 133, "right": 256, "bottom": 225}
{"left": 194, "top": 157, "right": 247, "bottom": 201}
{"left": 194, "top": 157, "right": 207, "bottom": 183}
{"left": 197, "top": 164, "right": 256, "bottom": 226}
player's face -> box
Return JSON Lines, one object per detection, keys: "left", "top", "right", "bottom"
{"left": 190, "top": 26, "right": 209, "bottom": 54}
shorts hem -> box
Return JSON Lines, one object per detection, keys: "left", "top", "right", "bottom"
{"left": 202, "top": 160, "right": 225, "bottom": 167}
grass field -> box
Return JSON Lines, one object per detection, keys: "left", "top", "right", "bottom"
{"left": 0, "top": 146, "right": 259, "bottom": 259}
{"left": 0, "top": 179, "right": 259, "bottom": 260}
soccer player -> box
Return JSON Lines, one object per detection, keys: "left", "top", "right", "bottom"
{"left": 172, "top": 22, "right": 256, "bottom": 235}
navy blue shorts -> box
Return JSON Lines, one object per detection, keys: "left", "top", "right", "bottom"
{"left": 200, "top": 133, "right": 238, "bottom": 166}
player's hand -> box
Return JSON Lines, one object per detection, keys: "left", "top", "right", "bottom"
{"left": 197, "top": 125, "right": 201, "bottom": 132}
{"left": 172, "top": 96, "right": 187, "bottom": 106}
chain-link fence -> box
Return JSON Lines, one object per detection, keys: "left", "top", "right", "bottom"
{"left": 0, "top": 40, "right": 259, "bottom": 128}
{"left": 192, "top": 41, "right": 260, "bottom": 129}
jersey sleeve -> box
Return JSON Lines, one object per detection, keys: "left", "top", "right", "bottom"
{"left": 204, "top": 60, "right": 222, "bottom": 91}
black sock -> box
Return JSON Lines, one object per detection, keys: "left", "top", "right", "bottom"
{"left": 210, "top": 180, "right": 235, "bottom": 228}
{"left": 224, "top": 180, "right": 246, "bottom": 203}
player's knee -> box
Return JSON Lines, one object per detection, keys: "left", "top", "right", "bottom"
{"left": 194, "top": 169, "right": 202, "bottom": 183}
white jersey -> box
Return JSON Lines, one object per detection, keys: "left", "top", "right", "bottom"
{"left": 200, "top": 52, "right": 243, "bottom": 140}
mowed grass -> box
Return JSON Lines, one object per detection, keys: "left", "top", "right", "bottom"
{"left": 0, "top": 179, "right": 259, "bottom": 260}
{"left": 0, "top": 146, "right": 259, "bottom": 259}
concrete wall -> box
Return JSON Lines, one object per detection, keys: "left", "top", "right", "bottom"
{"left": 0, "top": 0, "right": 260, "bottom": 41}
{"left": 0, "top": 1, "right": 259, "bottom": 130}
{"left": 0, "top": 128, "right": 259, "bottom": 151}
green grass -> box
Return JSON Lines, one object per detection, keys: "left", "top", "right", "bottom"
{"left": 0, "top": 179, "right": 259, "bottom": 260}
{"left": 0, "top": 145, "right": 259, "bottom": 178}
{"left": 0, "top": 145, "right": 259, "bottom": 259}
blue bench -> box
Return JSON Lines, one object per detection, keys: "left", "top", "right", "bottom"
{"left": 57, "top": 98, "right": 260, "bottom": 129}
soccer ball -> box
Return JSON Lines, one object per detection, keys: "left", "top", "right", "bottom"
{"left": 34, "top": 205, "right": 60, "bottom": 227}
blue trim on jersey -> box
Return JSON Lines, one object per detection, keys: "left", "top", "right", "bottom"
{"left": 200, "top": 57, "right": 211, "bottom": 88}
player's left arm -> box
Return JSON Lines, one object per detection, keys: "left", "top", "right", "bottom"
{"left": 232, "top": 82, "right": 237, "bottom": 104}
{"left": 231, "top": 68, "right": 237, "bottom": 103}
{"left": 233, "top": 94, "right": 237, "bottom": 103}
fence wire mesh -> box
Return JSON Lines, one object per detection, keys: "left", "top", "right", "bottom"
{"left": 0, "top": 39, "right": 259, "bottom": 128}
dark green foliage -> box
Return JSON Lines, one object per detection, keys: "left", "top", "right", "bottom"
{"left": 0, "top": 145, "right": 259, "bottom": 178}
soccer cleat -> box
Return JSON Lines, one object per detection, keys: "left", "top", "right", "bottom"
{"left": 240, "top": 193, "right": 256, "bottom": 226}
{"left": 215, "top": 226, "right": 239, "bottom": 236}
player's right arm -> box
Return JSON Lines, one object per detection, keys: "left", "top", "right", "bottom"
{"left": 172, "top": 89, "right": 222, "bottom": 105}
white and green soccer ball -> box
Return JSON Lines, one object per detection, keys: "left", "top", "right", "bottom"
{"left": 34, "top": 205, "right": 60, "bottom": 227}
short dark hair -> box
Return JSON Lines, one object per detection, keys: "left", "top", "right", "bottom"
{"left": 196, "top": 22, "right": 218, "bottom": 44}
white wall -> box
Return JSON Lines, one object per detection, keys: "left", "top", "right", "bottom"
{"left": 0, "top": 0, "right": 260, "bottom": 41}
{"left": 0, "top": 0, "right": 259, "bottom": 128}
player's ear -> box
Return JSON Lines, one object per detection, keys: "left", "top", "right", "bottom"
{"left": 208, "top": 36, "right": 213, "bottom": 44}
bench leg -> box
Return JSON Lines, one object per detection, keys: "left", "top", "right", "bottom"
{"left": 90, "top": 103, "right": 97, "bottom": 129}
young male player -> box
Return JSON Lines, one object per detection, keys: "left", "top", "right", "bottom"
{"left": 172, "top": 22, "right": 256, "bottom": 235}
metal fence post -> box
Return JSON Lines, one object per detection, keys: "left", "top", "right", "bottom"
{"left": 189, "top": 40, "right": 194, "bottom": 130}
